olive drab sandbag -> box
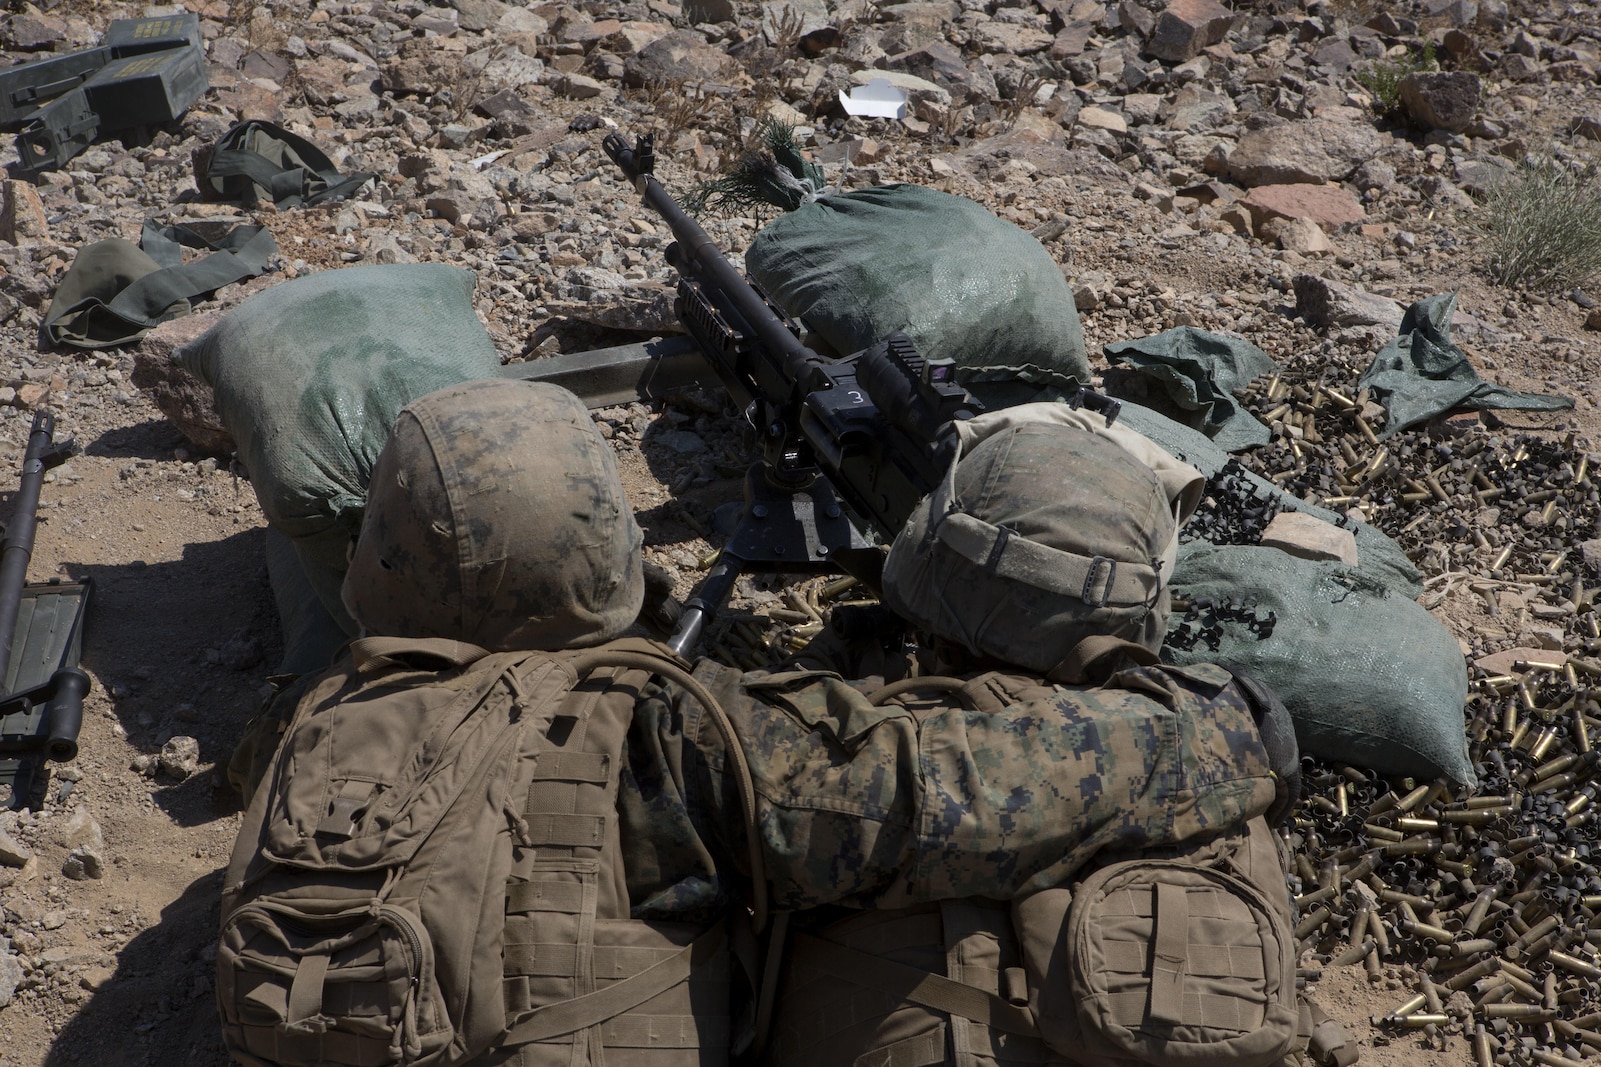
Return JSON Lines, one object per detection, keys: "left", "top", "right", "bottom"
{"left": 177, "top": 264, "right": 504, "bottom": 629}
{"left": 217, "top": 636, "right": 766, "bottom": 1067}
{"left": 744, "top": 184, "right": 1091, "bottom": 398}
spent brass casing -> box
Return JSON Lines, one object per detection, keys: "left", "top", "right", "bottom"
{"left": 1452, "top": 938, "right": 1500, "bottom": 958}
{"left": 1293, "top": 906, "right": 1331, "bottom": 941}
{"left": 1368, "top": 909, "right": 1391, "bottom": 957}
{"left": 1402, "top": 920, "right": 1456, "bottom": 945}
{"left": 1396, "top": 783, "right": 1433, "bottom": 813}
{"left": 1395, "top": 816, "right": 1439, "bottom": 832}
{"left": 1445, "top": 954, "right": 1499, "bottom": 991}
{"left": 1515, "top": 915, "right": 1562, "bottom": 948}
{"left": 1389, "top": 993, "right": 1428, "bottom": 1017}
{"left": 1462, "top": 887, "right": 1499, "bottom": 937}
{"left": 1482, "top": 1002, "right": 1552, "bottom": 1019}
{"left": 1532, "top": 753, "right": 1583, "bottom": 782}
{"left": 1530, "top": 1049, "right": 1586, "bottom": 1067}
{"left": 1472, "top": 1024, "right": 1494, "bottom": 1067}
{"left": 1295, "top": 886, "right": 1337, "bottom": 908}
{"left": 1467, "top": 794, "right": 1516, "bottom": 810}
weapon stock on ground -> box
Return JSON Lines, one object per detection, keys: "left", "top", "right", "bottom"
{"left": 602, "top": 130, "right": 985, "bottom": 652}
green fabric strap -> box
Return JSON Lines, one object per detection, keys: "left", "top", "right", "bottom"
{"left": 41, "top": 220, "right": 277, "bottom": 348}
{"left": 205, "top": 119, "right": 374, "bottom": 208}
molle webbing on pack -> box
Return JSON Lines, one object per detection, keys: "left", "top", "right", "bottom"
{"left": 497, "top": 661, "right": 731, "bottom": 1066}
{"left": 766, "top": 902, "right": 1065, "bottom": 1067}
{"left": 219, "top": 637, "right": 755, "bottom": 1067}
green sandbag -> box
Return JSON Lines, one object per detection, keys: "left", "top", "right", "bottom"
{"left": 178, "top": 264, "right": 502, "bottom": 620}
{"left": 1163, "top": 543, "right": 1473, "bottom": 787}
{"left": 745, "top": 184, "right": 1090, "bottom": 392}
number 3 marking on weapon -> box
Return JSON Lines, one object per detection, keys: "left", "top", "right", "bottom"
{"left": 847, "top": 390, "right": 865, "bottom": 404}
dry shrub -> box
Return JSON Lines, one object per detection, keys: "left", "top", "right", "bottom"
{"left": 1478, "top": 150, "right": 1601, "bottom": 291}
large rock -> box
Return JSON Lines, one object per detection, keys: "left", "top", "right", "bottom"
{"left": 1261, "top": 512, "right": 1358, "bottom": 566}
{"left": 132, "top": 312, "right": 234, "bottom": 455}
{"left": 0, "top": 180, "right": 48, "bottom": 245}
{"left": 1398, "top": 70, "right": 1480, "bottom": 132}
{"left": 1145, "top": 0, "right": 1236, "bottom": 62}
{"left": 1166, "top": 85, "right": 1234, "bottom": 130}
{"left": 877, "top": 4, "right": 955, "bottom": 53}
{"left": 1243, "top": 183, "right": 1366, "bottom": 229}
{"left": 622, "top": 29, "right": 742, "bottom": 88}
{"left": 1293, "top": 275, "right": 1405, "bottom": 330}
{"left": 971, "top": 20, "right": 1054, "bottom": 55}
{"left": 884, "top": 41, "right": 998, "bottom": 103}
{"left": 380, "top": 37, "right": 468, "bottom": 96}
{"left": 0, "top": 950, "right": 20, "bottom": 1008}
{"left": 1224, "top": 116, "right": 1386, "bottom": 185}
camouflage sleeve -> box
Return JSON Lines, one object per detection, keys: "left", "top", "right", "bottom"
{"left": 904, "top": 665, "right": 1277, "bottom": 904}
{"left": 717, "top": 664, "right": 1276, "bottom": 909}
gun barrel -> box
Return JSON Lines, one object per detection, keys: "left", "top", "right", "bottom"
{"left": 604, "top": 133, "right": 821, "bottom": 397}
{"left": 0, "top": 411, "right": 55, "bottom": 686}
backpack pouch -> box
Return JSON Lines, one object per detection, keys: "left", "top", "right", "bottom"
{"left": 1019, "top": 821, "right": 1299, "bottom": 1067}
{"left": 219, "top": 896, "right": 451, "bottom": 1067}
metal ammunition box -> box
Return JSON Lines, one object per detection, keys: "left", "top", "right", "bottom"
{"left": 13, "top": 87, "right": 99, "bottom": 176}
{"left": 82, "top": 46, "right": 208, "bottom": 129}
{"left": 0, "top": 13, "right": 201, "bottom": 129}
{"left": 102, "top": 12, "right": 202, "bottom": 55}
{"left": 0, "top": 47, "right": 112, "bottom": 130}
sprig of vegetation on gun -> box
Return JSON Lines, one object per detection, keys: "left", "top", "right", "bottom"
{"left": 684, "top": 118, "right": 825, "bottom": 216}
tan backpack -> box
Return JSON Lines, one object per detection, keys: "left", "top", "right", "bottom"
{"left": 217, "top": 636, "right": 765, "bottom": 1067}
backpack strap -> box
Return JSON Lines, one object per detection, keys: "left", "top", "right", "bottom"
{"left": 564, "top": 641, "right": 770, "bottom": 932}
{"left": 789, "top": 932, "right": 1040, "bottom": 1039}
{"left": 41, "top": 220, "right": 277, "bottom": 348}
{"left": 1303, "top": 996, "right": 1359, "bottom": 1067}
{"left": 865, "top": 675, "right": 981, "bottom": 709}
{"left": 502, "top": 921, "right": 727, "bottom": 1046}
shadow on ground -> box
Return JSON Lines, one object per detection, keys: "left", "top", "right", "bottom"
{"left": 62, "top": 528, "right": 279, "bottom": 827}
{"left": 43, "top": 870, "right": 231, "bottom": 1067}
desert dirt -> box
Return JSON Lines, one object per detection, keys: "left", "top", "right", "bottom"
{"left": 0, "top": 1, "right": 1599, "bottom": 1066}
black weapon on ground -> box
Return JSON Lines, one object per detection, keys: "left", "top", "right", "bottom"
{"left": 3, "top": 13, "right": 208, "bottom": 178}
{"left": 602, "top": 130, "right": 985, "bottom": 655}
{"left": 0, "top": 410, "right": 93, "bottom": 810}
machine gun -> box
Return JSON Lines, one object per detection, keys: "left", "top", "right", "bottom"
{"left": 0, "top": 411, "right": 92, "bottom": 810}
{"left": 603, "top": 131, "right": 986, "bottom": 654}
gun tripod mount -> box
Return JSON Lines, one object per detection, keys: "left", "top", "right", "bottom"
{"left": 667, "top": 463, "right": 875, "bottom": 657}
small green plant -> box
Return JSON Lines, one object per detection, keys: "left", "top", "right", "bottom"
{"left": 1478, "top": 150, "right": 1601, "bottom": 290}
{"left": 1355, "top": 41, "right": 1437, "bottom": 114}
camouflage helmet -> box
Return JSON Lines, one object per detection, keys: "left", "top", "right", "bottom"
{"left": 882, "top": 404, "right": 1202, "bottom": 679}
{"left": 342, "top": 379, "right": 644, "bottom": 651}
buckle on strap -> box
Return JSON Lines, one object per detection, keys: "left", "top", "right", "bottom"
{"left": 1081, "top": 556, "right": 1116, "bottom": 607}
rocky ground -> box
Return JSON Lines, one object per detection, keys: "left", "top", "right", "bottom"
{"left": 0, "top": 0, "right": 1599, "bottom": 1065}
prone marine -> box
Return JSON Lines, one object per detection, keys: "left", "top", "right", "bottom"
{"left": 218, "top": 378, "right": 1350, "bottom": 1067}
